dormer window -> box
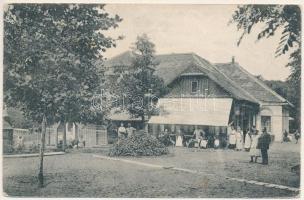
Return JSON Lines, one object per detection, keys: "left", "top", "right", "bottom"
{"left": 191, "top": 81, "right": 198, "bottom": 93}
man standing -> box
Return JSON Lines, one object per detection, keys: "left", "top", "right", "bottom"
{"left": 258, "top": 127, "right": 272, "bottom": 165}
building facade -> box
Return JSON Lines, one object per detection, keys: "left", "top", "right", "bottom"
{"left": 105, "top": 51, "right": 292, "bottom": 141}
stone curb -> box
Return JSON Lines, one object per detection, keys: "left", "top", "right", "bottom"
{"left": 225, "top": 176, "right": 300, "bottom": 193}
{"left": 93, "top": 155, "right": 300, "bottom": 193}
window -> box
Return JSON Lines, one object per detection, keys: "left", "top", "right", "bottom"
{"left": 191, "top": 81, "right": 198, "bottom": 93}
{"left": 261, "top": 116, "right": 271, "bottom": 133}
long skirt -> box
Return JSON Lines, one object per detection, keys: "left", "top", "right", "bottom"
{"left": 236, "top": 139, "right": 243, "bottom": 150}
{"left": 244, "top": 134, "right": 252, "bottom": 150}
{"left": 249, "top": 136, "right": 261, "bottom": 157}
{"left": 176, "top": 136, "right": 183, "bottom": 147}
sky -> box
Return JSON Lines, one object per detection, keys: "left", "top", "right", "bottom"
{"left": 103, "top": 4, "right": 291, "bottom": 81}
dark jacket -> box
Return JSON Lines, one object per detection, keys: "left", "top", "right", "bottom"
{"left": 258, "top": 132, "right": 271, "bottom": 150}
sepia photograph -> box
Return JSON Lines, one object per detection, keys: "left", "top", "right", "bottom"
{"left": 2, "top": 1, "right": 302, "bottom": 198}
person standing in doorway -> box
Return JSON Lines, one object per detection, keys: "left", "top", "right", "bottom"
{"left": 258, "top": 127, "right": 272, "bottom": 165}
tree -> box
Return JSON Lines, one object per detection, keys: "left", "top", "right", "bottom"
{"left": 4, "top": 4, "right": 122, "bottom": 187}
{"left": 5, "top": 106, "right": 34, "bottom": 129}
{"left": 116, "top": 34, "right": 168, "bottom": 127}
{"left": 230, "top": 5, "right": 301, "bottom": 129}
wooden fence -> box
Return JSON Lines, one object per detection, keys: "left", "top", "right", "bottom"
{"left": 78, "top": 125, "right": 108, "bottom": 147}
{"left": 13, "top": 128, "right": 39, "bottom": 147}
{"left": 11, "top": 124, "right": 108, "bottom": 148}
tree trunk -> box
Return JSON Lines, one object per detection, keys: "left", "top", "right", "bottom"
{"left": 62, "top": 121, "right": 67, "bottom": 151}
{"left": 38, "top": 115, "right": 46, "bottom": 188}
{"left": 56, "top": 126, "right": 58, "bottom": 148}
{"left": 141, "top": 115, "right": 145, "bottom": 130}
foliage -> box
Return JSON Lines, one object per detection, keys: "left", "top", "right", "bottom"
{"left": 6, "top": 106, "right": 34, "bottom": 129}
{"left": 263, "top": 80, "right": 288, "bottom": 98}
{"left": 4, "top": 4, "right": 122, "bottom": 125}
{"left": 115, "top": 34, "right": 168, "bottom": 125}
{"left": 230, "top": 5, "right": 300, "bottom": 56}
{"left": 230, "top": 5, "right": 301, "bottom": 129}
{"left": 108, "top": 132, "right": 169, "bottom": 156}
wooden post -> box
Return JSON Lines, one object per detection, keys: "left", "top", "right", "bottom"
{"left": 38, "top": 115, "right": 46, "bottom": 188}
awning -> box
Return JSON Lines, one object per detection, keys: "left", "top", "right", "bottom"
{"left": 148, "top": 98, "right": 233, "bottom": 126}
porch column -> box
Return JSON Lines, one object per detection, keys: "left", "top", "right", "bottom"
{"left": 72, "top": 123, "right": 77, "bottom": 140}
{"left": 256, "top": 113, "right": 261, "bottom": 133}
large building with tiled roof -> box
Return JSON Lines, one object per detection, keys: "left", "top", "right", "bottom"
{"left": 105, "top": 51, "right": 292, "bottom": 141}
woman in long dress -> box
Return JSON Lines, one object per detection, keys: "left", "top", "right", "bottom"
{"left": 175, "top": 129, "right": 183, "bottom": 147}
{"left": 235, "top": 126, "right": 243, "bottom": 151}
{"left": 228, "top": 126, "right": 236, "bottom": 149}
{"left": 244, "top": 129, "right": 252, "bottom": 151}
{"left": 249, "top": 130, "right": 261, "bottom": 163}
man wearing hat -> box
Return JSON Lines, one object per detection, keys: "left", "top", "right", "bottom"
{"left": 258, "top": 127, "right": 272, "bottom": 165}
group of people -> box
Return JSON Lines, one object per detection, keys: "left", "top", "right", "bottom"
{"left": 282, "top": 129, "right": 300, "bottom": 144}
{"left": 158, "top": 126, "right": 224, "bottom": 149}
{"left": 157, "top": 123, "right": 272, "bottom": 165}
{"left": 186, "top": 126, "right": 220, "bottom": 149}
{"left": 117, "top": 122, "right": 136, "bottom": 140}
{"left": 228, "top": 124, "right": 272, "bottom": 165}
{"left": 227, "top": 126, "right": 244, "bottom": 151}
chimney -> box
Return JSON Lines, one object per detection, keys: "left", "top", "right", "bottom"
{"left": 232, "top": 56, "right": 235, "bottom": 64}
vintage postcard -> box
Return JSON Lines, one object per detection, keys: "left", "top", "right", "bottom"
{"left": 2, "top": 0, "right": 302, "bottom": 198}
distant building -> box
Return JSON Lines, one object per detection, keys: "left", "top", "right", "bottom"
{"left": 105, "top": 51, "right": 292, "bottom": 141}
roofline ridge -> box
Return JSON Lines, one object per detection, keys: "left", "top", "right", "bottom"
{"left": 107, "top": 50, "right": 134, "bottom": 60}
{"left": 155, "top": 52, "right": 196, "bottom": 57}
{"left": 214, "top": 62, "right": 234, "bottom": 65}
{"left": 233, "top": 62, "right": 291, "bottom": 105}
{"left": 193, "top": 55, "right": 260, "bottom": 104}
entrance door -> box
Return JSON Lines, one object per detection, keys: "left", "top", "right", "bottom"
{"left": 261, "top": 116, "right": 272, "bottom": 133}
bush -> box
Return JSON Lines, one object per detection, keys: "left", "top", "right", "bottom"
{"left": 108, "top": 132, "right": 169, "bottom": 157}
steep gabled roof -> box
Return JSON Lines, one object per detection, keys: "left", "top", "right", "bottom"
{"left": 214, "top": 62, "right": 291, "bottom": 105}
{"left": 104, "top": 51, "right": 135, "bottom": 68}
{"left": 104, "top": 51, "right": 289, "bottom": 105}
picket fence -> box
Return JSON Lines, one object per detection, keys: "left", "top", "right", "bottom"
{"left": 12, "top": 125, "right": 108, "bottom": 148}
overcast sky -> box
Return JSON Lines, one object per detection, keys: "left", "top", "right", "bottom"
{"left": 103, "top": 4, "right": 291, "bottom": 81}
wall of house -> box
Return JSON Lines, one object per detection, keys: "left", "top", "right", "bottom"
{"left": 282, "top": 106, "right": 290, "bottom": 133}
{"left": 166, "top": 75, "right": 231, "bottom": 98}
{"left": 256, "top": 105, "right": 286, "bottom": 142}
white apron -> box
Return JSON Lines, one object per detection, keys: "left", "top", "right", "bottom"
{"left": 176, "top": 136, "right": 183, "bottom": 147}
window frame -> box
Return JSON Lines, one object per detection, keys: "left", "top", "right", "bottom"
{"left": 191, "top": 80, "right": 199, "bottom": 93}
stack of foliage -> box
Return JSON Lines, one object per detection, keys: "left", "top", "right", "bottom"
{"left": 108, "top": 132, "right": 169, "bottom": 157}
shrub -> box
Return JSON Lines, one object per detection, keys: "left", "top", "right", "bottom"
{"left": 108, "top": 132, "right": 169, "bottom": 157}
